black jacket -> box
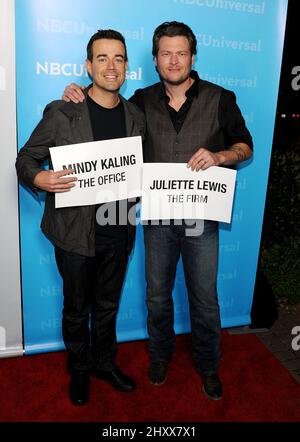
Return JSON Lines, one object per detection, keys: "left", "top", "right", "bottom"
{"left": 16, "top": 92, "right": 146, "bottom": 256}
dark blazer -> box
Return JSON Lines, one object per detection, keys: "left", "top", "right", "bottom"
{"left": 16, "top": 91, "right": 146, "bottom": 257}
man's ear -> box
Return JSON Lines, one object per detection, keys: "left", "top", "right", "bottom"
{"left": 86, "top": 59, "right": 92, "bottom": 77}
{"left": 154, "top": 56, "right": 158, "bottom": 67}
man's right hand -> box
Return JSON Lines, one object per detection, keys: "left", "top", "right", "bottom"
{"left": 33, "top": 169, "right": 77, "bottom": 193}
{"left": 62, "top": 83, "right": 86, "bottom": 103}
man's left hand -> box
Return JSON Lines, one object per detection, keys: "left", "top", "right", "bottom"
{"left": 187, "top": 147, "right": 221, "bottom": 171}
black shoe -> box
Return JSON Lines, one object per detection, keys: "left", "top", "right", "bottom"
{"left": 69, "top": 371, "right": 90, "bottom": 406}
{"left": 91, "top": 366, "right": 136, "bottom": 392}
{"left": 148, "top": 361, "right": 168, "bottom": 385}
{"left": 202, "top": 373, "right": 223, "bottom": 400}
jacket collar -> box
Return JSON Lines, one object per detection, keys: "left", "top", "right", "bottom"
{"left": 60, "top": 86, "right": 134, "bottom": 138}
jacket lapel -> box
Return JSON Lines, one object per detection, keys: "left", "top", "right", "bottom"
{"left": 60, "top": 89, "right": 94, "bottom": 144}
{"left": 61, "top": 92, "right": 135, "bottom": 142}
{"left": 121, "top": 97, "right": 134, "bottom": 137}
{"left": 74, "top": 102, "right": 94, "bottom": 143}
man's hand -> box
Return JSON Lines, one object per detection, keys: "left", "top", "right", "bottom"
{"left": 187, "top": 148, "right": 221, "bottom": 171}
{"left": 33, "top": 169, "right": 77, "bottom": 193}
{"left": 62, "top": 83, "right": 86, "bottom": 103}
{"left": 187, "top": 143, "right": 253, "bottom": 171}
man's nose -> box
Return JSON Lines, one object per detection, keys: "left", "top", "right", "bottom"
{"left": 107, "top": 58, "right": 115, "bottom": 69}
{"left": 170, "top": 54, "right": 179, "bottom": 64}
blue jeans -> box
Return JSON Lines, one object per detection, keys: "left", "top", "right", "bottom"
{"left": 143, "top": 221, "right": 221, "bottom": 375}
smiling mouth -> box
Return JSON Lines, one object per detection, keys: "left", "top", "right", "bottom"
{"left": 104, "top": 74, "right": 118, "bottom": 81}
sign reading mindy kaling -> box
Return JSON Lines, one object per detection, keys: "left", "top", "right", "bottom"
{"left": 50, "top": 136, "right": 143, "bottom": 208}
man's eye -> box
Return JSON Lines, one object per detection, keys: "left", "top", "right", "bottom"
{"left": 99, "top": 58, "right": 107, "bottom": 63}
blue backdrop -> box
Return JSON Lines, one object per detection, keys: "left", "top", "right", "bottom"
{"left": 15, "top": 0, "right": 288, "bottom": 354}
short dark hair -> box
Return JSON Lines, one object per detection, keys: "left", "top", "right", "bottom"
{"left": 87, "top": 29, "right": 128, "bottom": 61}
{"left": 152, "top": 21, "right": 197, "bottom": 57}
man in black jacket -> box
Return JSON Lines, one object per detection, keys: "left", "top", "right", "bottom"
{"left": 62, "top": 22, "right": 253, "bottom": 401}
{"left": 16, "top": 29, "right": 145, "bottom": 406}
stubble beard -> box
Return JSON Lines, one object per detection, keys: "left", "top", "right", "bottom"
{"left": 158, "top": 69, "right": 191, "bottom": 86}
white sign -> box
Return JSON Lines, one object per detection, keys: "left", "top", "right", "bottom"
{"left": 141, "top": 164, "right": 237, "bottom": 223}
{"left": 50, "top": 136, "right": 143, "bottom": 208}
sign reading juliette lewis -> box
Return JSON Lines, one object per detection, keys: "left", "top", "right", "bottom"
{"left": 50, "top": 136, "right": 143, "bottom": 208}
{"left": 141, "top": 164, "right": 237, "bottom": 223}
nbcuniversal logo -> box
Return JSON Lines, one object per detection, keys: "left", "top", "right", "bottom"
{"left": 36, "top": 61, "right": 88, "bottom": 77}
{"left": 36, "top": 61, "right": 143, "bottom": 80}
{"left": 0, "top": 66, "right": 5, "bottom": 90}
